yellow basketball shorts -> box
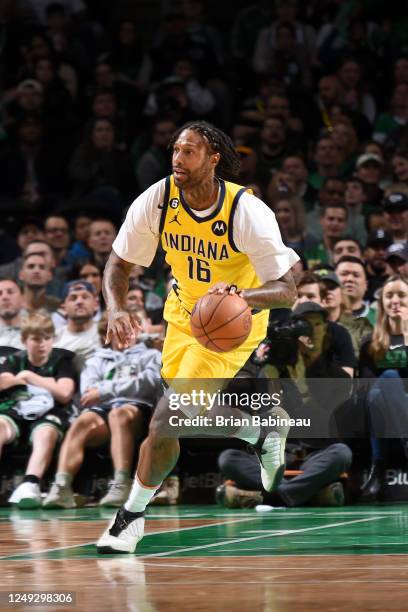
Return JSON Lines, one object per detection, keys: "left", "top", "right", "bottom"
{"left": 161, "top": 291, "right": 268, "bottom": 383}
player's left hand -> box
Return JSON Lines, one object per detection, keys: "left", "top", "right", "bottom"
{"left": 208, "top": 282, "right": 244, "bottom": 297}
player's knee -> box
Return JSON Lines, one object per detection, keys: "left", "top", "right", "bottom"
{"left": 147, "top": 410, "right": 173, "bottom": 443}
{"left": 148, "top": 401, "right": 174, "bottom": 437}
{"left": 147, "top": 415, "right": 162, "bottom": 440}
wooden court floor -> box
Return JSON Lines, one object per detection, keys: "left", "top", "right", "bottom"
{"left": 1, "top": 504, "right": 408, "bottom": 611}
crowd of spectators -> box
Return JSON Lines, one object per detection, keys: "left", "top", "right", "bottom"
{"left": 1, "top": 0, "right": 408, "bottom": 509}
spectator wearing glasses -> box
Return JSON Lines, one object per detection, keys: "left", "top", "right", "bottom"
{"left": 44, "top": 215, "right": 71, "bottom": 267}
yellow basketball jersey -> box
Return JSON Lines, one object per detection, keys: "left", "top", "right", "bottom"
{"left": 160, "top": 175, "right": 264, "bottom": 313}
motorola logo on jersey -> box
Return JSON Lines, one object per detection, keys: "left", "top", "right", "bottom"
{"left": 211, "top": 221, "right": 227, "bottom": 236}
{"left": 170, "top": 198, "right": 179, "bottom": 209}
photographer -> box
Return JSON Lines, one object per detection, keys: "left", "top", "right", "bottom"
{"left": 217, "top": 302, "right": 354, "bottom": 509}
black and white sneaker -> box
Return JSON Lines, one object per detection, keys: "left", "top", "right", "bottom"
{"left": 96, "top": 506, "right": 145, "bottom": 554}
{"left": 252, "top": 406, "right": 290, "bottom": 492}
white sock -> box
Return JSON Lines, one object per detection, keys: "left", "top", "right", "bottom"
{"left": 124, "top": 476, "right": 160, "bottom": 512}
{"left": 232, "top": 423, "right": 260, "bottom": 446}
{"left": 55, "top": 472, "right": 73, "bottom": 487}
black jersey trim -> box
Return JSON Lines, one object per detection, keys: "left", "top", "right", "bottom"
{"left": 179, "top": 179, "right": 226, "bottom": 223}
{"left": 228, "top": 187, "right": 247, "bottom": 253}
{"left": 172, "top": 285, "right": 191, "bottom": 315}
{"left": 158, "top": 176, "right": 171, "bottom": 235}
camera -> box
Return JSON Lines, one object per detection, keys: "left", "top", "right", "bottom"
{"left": 253, "top": 316, "right": 313, "bottom": 367}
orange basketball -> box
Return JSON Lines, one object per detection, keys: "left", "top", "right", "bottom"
{"left": 190, "top": 292, "right": 252, "bottom": 353}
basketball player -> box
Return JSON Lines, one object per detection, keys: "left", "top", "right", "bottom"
{"left": 97, "top": 121, "right": 298, "bottom": 553}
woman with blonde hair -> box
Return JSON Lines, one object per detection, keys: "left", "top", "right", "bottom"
{"left": 273, "top": 191, "right": 319, "bottom": 252}
{"left": 358, "top": 275, "right": 408, "bottom": 501}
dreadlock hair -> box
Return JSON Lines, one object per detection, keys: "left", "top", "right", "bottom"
{"left": 168, "top": 121, "right": 241, "bottom": 181}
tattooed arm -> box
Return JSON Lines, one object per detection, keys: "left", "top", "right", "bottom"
{"left": 209, "top": 271, "right": 297, "bottom": 310}
{"left": 103, "top": 251, "right": 142, "bottom": 348}
{"left": 242, "top": 271, "right": 298, "bottom": 310}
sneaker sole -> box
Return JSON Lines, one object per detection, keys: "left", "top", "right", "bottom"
{"left": 15, "top": 498, "right": 41, "bottom": 509}
{"left": 262, "top": 463, "right": 285, "bottom": 492}
{"left": 96, "top": 536, "right": 138, "bottom": 554}
{"left": 273, "top": 463, "right": 286, "bottom": 489}
{"left": 96, "top": 546, "right": 133, "bottom": 555}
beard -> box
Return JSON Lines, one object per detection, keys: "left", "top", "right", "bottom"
{"left": 26, "top": 282, "right": 46, "bottom": 291}
{"left": 69, "top": 313, "right": 93, "bottom": 324}
{"left": 173, "top": 171, "right": 192, "bottom": 189}
{"left": 0, "top": 308, "right": 19, "bottom": 322}
{"left": 370, "top": 260, "right": 386, "bottom": 274}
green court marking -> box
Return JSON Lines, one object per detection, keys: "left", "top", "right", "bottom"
{"left": 139, "top": 516, "right": 385, "bottom": 558}
{"left": 1, "top": 505, "right": 408, "bottom": 560}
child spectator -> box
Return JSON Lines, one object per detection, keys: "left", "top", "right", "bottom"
{"left": 0, "top": 313, "right": 76, "bottom": 508}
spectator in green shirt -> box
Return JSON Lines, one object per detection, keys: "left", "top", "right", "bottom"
{"left": 304, "top": 203, "right": 348, "bottom": 268}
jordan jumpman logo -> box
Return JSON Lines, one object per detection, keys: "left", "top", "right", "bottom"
{"left": 169, "top": 210, "right": 181, "bottom": 225}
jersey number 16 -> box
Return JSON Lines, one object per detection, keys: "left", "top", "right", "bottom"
{"left": 187, "top": 256, "right": 211, "bottom": 283}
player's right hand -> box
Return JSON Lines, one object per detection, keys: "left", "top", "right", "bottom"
{"left": 208, "top": 282, "right": 244, "bottom": 297}
{"left": 105, "top": 309, "right": 142, "bottom": 349}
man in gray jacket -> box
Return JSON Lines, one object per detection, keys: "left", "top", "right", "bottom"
{"left": 43, "top": 323, "right": 162, "bottom": 508}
